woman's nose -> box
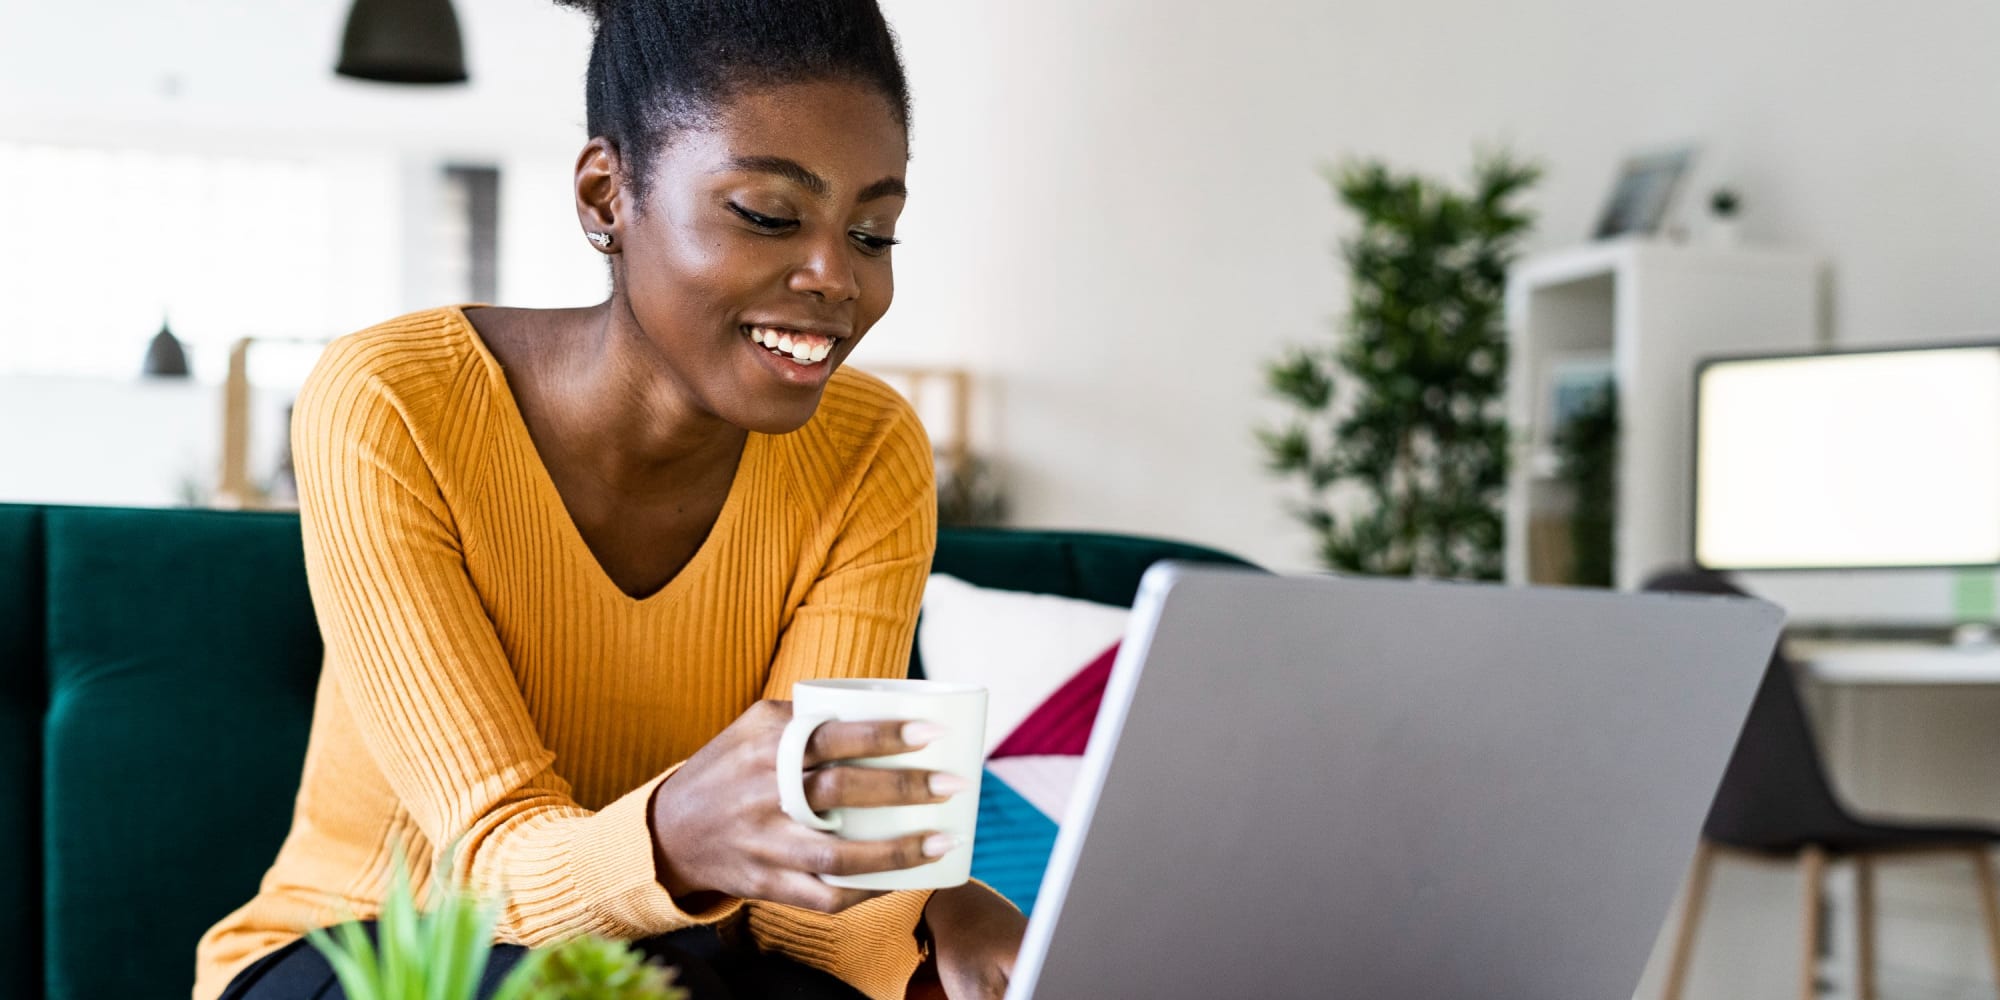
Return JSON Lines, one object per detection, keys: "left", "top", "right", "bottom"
{"left": 787, "top": 230, "right": 861, "bottom": 302}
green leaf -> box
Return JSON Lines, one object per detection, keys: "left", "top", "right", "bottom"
{"left": 1256, "top": 424, "right": 1313, "bottom": 474}
{"left": 307, "top": 919, "right": 384, "bottom": 1000}
{"left": 382, "top": 859, "right": 424, "bottom": 999}
{"left": 1264, "top": 348, "right": 1334, "bottom": 409}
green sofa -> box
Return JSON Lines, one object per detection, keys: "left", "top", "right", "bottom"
{"left": 1, "top": 503, "right": 1249, "bottom": 999}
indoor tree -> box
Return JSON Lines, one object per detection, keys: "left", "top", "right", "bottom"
{"left": 1261, "top": 150, "right": 1540, "bottom": 579}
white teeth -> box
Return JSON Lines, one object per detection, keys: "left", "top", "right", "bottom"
{"left": 746, "top": 326, "right": 836, "bottom": 366}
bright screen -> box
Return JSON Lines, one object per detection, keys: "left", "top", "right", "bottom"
{"left": 1695, "top": 346, "right": 2000, "bottom": 570}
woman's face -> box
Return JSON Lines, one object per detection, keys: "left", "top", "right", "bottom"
{"left": 607, "top": 80, "right": 908, "bottom": 435}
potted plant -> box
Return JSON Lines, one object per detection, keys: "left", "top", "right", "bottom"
{"left": 307, "top": 859, "right": 688, "bottom": 1000}
{"left": 1260, "top": 149, "right": 1540, "bottom": 578}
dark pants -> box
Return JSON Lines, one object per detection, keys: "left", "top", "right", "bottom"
{"left": 218, "top": 922, "right": 868, "bottom": 1000}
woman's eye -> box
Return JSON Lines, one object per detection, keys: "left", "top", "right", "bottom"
{"left": 728, "top": 202, "right": 796, "bottom": 231}
{"left": 851, "top": 231, "right": 901, "bottom": 255}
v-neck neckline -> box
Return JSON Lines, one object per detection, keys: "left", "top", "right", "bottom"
{"left": 449, "top": 304, "right": 761, "bottom": 607}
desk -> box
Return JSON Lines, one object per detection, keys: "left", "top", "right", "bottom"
{"left": 1794, "top": 641, "right": 2000, "bottom": 685}
{"left": 1780, "top": 642, "right": 2000, "bottom": 995}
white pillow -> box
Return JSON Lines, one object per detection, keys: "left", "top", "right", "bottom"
{"left": 917, "top": 573, "right": 1129, "bottom": 755}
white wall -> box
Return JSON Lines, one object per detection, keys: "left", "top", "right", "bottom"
{"left": 0, "top": 376, "right": 295, "bottom": 507}
{"left": 4, "top": 0, "right": 1997, "bottom": 565}
{"left": 863, "top": 0, "right": 2000, "bottom": 570}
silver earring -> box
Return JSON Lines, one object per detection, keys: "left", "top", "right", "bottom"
{"left": 586, "top": 232, "right": 613, "bottom": 249}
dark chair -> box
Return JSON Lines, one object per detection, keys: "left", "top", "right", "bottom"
{"left": 1645, "top": 569, "right": 2000, "bottom": 1000}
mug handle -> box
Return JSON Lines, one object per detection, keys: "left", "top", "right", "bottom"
{"left": 777, "top": 711, "right": 843, "bottom": 832}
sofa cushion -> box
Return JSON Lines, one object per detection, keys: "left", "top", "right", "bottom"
{"left": 42, "top": 508, "right": 322, "bottom": 1000}
{"left": 0, "top": 505, "right": 44, "bottom": 999}
{"left": 991, "top": 643, "right": 1119, "bottom": 760}
{"left": 967, "top": 768, "right": 1062, "bottom": 915}
{"left": 917, "top": 574, "right": 1129, "bottom": 754}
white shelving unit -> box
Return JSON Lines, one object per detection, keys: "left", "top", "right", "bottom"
{"left": 1504, "top": 239, "right": 1823, "bottom": 590}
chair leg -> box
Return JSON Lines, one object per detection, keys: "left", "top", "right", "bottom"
{"left": 1854, "top": 855, "right": 1876, "bottom": 1000}
{"left": 1970, "top": 847, "right": 2000, "bottom": 994}
{"left": 1662, "top": 840, "right": 1718, "bottom": 1000}
{"left": 1800, "top": 845, "right": 1827, "bottom": 1000}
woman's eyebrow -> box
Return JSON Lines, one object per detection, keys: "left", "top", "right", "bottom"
{"left": 857, "top": 176, "right": 908, "bottom": 203}
{"left": 721, "top": 155, "right": 907, "bottom": 203}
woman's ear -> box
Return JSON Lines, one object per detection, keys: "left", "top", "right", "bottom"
{"left": 574, "top": 136, "right": 623, "bottom": 253}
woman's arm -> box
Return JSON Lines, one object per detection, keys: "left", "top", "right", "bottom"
{"left": 742, "top": 401, "right": 945, "bottom": 1000}
{"left": 918, "top": 881, "right": 1028, "bottom": 1000}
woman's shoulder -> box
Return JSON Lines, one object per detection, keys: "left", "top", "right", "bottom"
{"left": 767, "top": 366, "right": 935, "bottom": 516}
{"left": 304, "top": 307, "right": 485, "bottom": 400}
{"left": 796, "top": 366, "right": 931, "bottom": 461}
{"left": 299, "top": 306, "right": 492, "bottom": 411}
{"left": 294, "top": 307, "right": 499, "bottom": 469}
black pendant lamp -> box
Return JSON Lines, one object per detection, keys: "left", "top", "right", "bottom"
{"left": 335, "top": 0, "right": 468, "bottom": 84}
{"left": 142, "top": 318, "right": 190, "bottom": 378}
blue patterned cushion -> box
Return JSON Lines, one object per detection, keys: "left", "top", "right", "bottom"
{"left": 969, "top": 769, "right": 1062, "bottom": 914}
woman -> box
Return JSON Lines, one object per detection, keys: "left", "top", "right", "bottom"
{"left": 193, "top": 2, "right": 1026, "bottom": 998}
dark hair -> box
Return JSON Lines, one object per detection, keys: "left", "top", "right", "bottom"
{"left": 554, "top": 0, "right": 912, "bottom": 201}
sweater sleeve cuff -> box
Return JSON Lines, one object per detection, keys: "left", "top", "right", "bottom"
{"left": 747, "top": 890, "right": 932, "bottom": 1000}
{"left": 571, "top": 767, "right": 743, "bottom": 934}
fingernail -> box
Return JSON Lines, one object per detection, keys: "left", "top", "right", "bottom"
{"left": 902, "top": 722, "right": 947, "bottom": 746}
{"left": 928, "top": 772, "right": 971, "bottom": 797}
{"left": 922, "top": 833, "right": 959, "bottom": 858}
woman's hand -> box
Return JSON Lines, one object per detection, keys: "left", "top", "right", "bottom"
{"left": 920, "top": 881, "right": 1028, "bottom": 1000}
{"left": 648, "top": 700, "right": 964, "bottom": 913}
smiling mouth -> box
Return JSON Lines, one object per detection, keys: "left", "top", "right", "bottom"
{"left": 743, "top": 324, "right": 839, "bottom": 366}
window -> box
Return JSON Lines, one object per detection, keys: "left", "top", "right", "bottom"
{"left": 0, "top": 142, "right": 392, "bottom": 380}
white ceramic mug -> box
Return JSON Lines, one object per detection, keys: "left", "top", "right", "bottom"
{"left": 777, "top": 678, "right": 987, "bottom": 890}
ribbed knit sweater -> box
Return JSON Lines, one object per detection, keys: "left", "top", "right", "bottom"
{"left": 193, "top": 307, "right": 938, "bottom": 1000}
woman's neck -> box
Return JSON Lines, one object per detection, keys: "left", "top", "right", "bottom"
{"left": 476, "top": 302, "right": 747, "bottom": 501}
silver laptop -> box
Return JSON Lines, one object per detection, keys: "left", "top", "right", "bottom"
{"left": 1006, "top": 564, "right": 1782, "bottom": 1000}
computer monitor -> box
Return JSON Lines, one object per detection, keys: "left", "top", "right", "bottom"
{"left": 1694, "top": 343, "right": 2000, "bottom": 571}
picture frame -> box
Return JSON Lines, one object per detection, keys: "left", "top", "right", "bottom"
{"left": 1592, "top": 146, "right": 1697, "bottom": 240}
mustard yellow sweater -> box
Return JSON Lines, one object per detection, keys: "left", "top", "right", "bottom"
{"left": 194, "top": 307, "right": 938, "bottom": 1000}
